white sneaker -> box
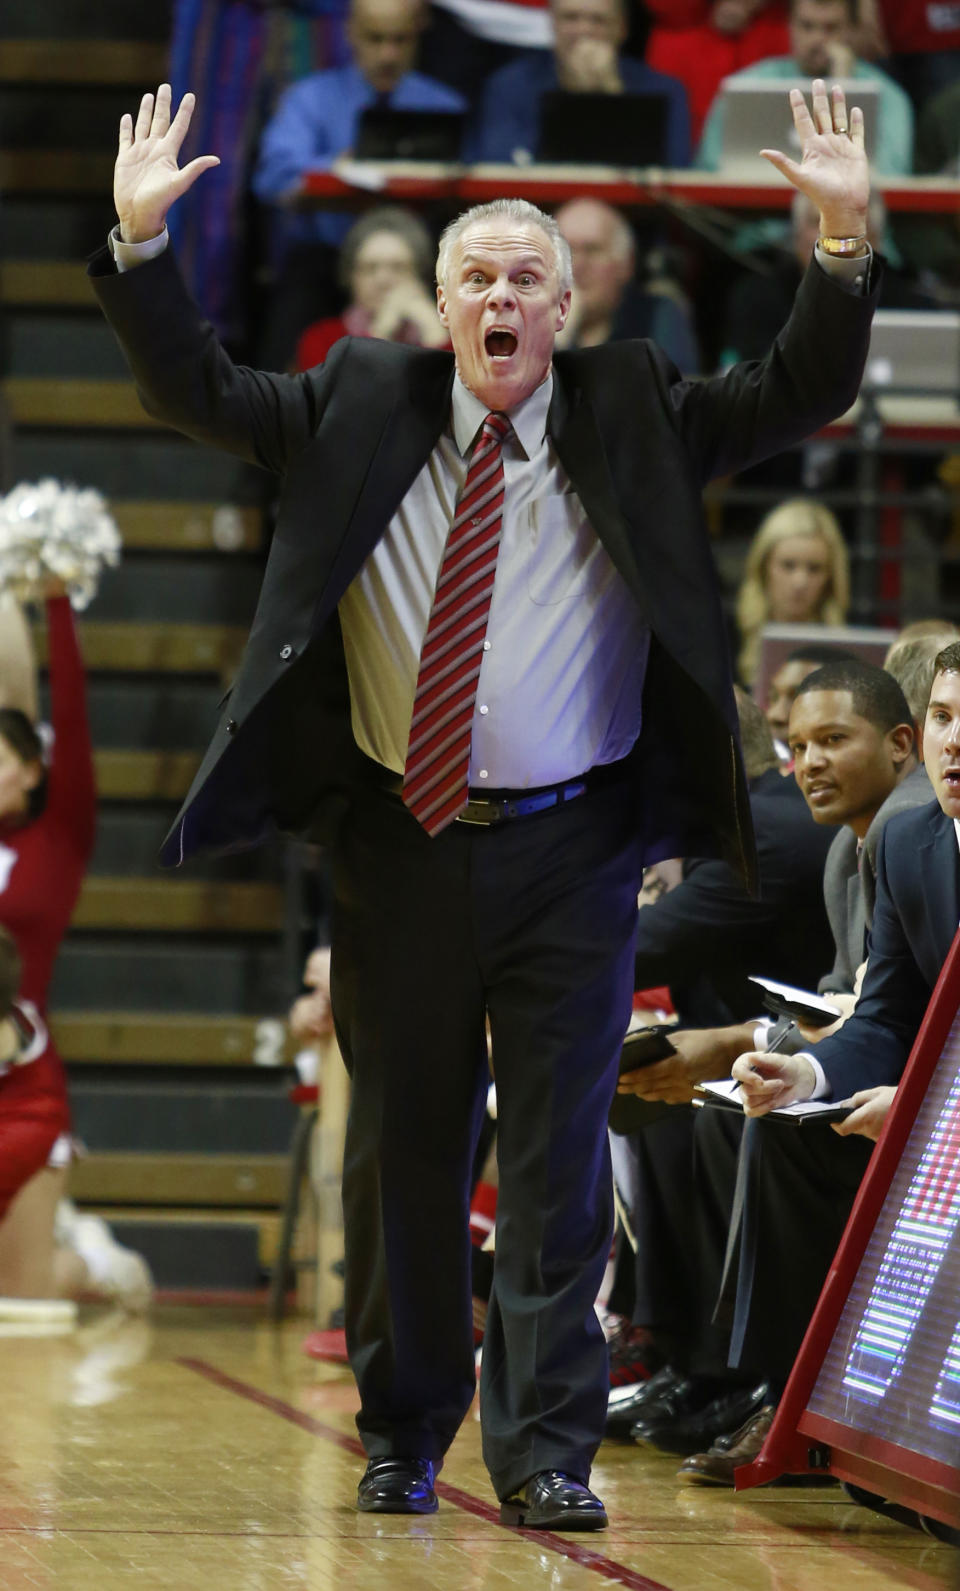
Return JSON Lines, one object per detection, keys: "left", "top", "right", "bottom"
{"left": 69, "top": 1215, "right": 155, "bottom": 1314}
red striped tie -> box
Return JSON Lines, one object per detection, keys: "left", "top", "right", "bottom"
{"left": 402, "top": 411, "right": 510, "bottom": 835}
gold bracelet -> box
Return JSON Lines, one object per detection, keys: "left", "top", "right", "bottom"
{"left": 818, "top": 234, "right": 869, "bottom": 257}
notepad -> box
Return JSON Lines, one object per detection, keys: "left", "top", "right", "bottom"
{"left": 696, "top": 1078, "right": 853, "bottom": 1125}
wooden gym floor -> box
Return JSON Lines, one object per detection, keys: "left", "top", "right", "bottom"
{"left": 0, "top": 1305, "right": 956, "bottom": 1591}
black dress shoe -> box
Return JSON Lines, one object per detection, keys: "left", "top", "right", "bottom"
{"left": 605, "top": 1366, "right": 713, "bottom": 1439}
{"left": 631, "top": 1381, "right": 771, "bottom": 1457}
{"left": 500, "top": 1470, "right": 607, "bottom": 1531}
{"left": 357, "top": 1456, "right": 438, "bottom": 1514}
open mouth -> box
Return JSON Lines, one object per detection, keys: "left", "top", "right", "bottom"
{"left": 943, "top": 768, "right": 960, "bottom": 791}
{"left": 484, "top": 328, "right": 518, "bottom": 360}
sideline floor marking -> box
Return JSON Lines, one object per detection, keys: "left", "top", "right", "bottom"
{"left": 178, "top": 1356, "right": 678, "bottom": 1591}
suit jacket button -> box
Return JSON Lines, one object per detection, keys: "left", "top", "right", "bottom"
{"left": 280, "top": 643, "right": 294, "bottom": 660}
{"left": 227, "top": 718, "right": 238, "bottom": 735}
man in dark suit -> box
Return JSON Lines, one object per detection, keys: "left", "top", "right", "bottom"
{"left": 92, "top": 79, "right": 877, "bottom": 1528}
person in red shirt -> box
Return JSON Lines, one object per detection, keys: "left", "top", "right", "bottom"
{"left": 0, "top": 586, "right": 151, "bottom": 1311}
{"left": 644, "top": 1, "right": 789, "bottom": 140}
{"left": 852, "top": 0, "right": 960, "bottom": 109}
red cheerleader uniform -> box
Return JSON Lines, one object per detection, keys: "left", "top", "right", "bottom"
{"left": 0, "top": 596, "right": 96, "bottom": 1218}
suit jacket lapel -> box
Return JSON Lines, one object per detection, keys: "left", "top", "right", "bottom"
{"left": 309, "top": 354, "right": 455, "bottom": 621}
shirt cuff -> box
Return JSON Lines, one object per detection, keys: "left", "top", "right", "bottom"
{"left": 109, "top": 223, "right": 169, "bottom": 273}
{"left": 797, "top": 1051, "right": 830, "bottom": 1099}
{"left": 814, "top": 241, "right": 873, "bottom": 295}
{"left": 752, "top": 1019, "right": 773, "bottom": 1052}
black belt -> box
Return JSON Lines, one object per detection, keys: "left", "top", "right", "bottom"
{"left": 456, "top": 778, "right": 589, "bottom": 826}
{"left": 360, "top": 754, "right": 629, "bottom": 827}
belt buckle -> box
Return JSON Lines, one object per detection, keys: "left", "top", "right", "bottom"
{"left": 456, "top": 798, "right": 502, "bottom": 826}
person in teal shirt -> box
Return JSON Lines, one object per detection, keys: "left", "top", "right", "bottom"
{"left": 696, "top": 0, "right": 913, "bottom": 175}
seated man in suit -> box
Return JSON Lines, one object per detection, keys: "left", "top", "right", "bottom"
{"left": 472, "top": 0, "right": 691, "bottom": 166}
{"left": 613, "top": 659, "right": 928, "bottom": 1452}
{"left": 609, "top": 689, "right": 835, "bottom": 1412}
{"left": 670, "top": 646, "right": 960, "bottom": 1483}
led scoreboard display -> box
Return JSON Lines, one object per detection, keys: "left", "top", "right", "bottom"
{"left": 737, "top": 927, "right": 960, "bottom": 1533}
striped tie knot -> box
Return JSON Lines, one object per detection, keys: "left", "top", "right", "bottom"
{"left": 402, "top": 409, "right": 512, "bottom": 836}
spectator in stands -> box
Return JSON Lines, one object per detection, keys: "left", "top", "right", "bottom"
{"left": 719, "top": 191, "right": 934, "bottom": 368}
{"left": 617, "top": 661, "right": 925, "bottom": 1466}
{"left": 167, "top": 0, "right": 353, "bottom": 347}
{"left": 0, "top": 588, "right": 152, "bottom": 1313}
{"left": 295, "top": 206, "right": 448, "bottom": 369}
{"left": 253, "top": 0, "right": 465, "bottom": 360}
{"left": 554, "top": 198, "right": 700, "bottom": 372}
{"left": 644, "top": 1, "right": 790, "bottom": 141}
{"left": 762, "top": 639, "right": 856, "bottom": 752}
{"left": 851, "top": 0, "right": 960, "bottom": 110}
{"left": 696, "top": 0, "right": 914, "bottom": 175}
{"left": 472, "top": 0, "right": 692, "bottom": 165}
{"left": 734, "top": 497, "right": 850, "bottom": 687}
{"left": 898, "top": 80, "right": 960, "bottom": 300}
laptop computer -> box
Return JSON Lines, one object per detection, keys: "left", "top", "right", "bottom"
{"left": 717, "top": 77, "right": 880, "bottom": 178}
{"left": 863, "top": 309, "right": 960, "bottom": 395}
{"left": 536, "top": 91, "right": 669, "bottom": 167}
{"left": 355, "top": 107, "right": 465, "bottom": 162}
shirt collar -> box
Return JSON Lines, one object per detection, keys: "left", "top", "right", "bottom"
{"left": 954, "top": 817, "right": 960, "bottom": 856}
{"left": 451, "top": 370, "right": 553, "bottom": 461}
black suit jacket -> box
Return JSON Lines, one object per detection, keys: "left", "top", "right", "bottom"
{"left": 89, "top": 245, "right": 878, "bottom": 875}
{"left": 634, "top": 767, "right": 836, "bottom": 1024}
{"left": 813, "top": 800, "right": 960, "bottom": 1098}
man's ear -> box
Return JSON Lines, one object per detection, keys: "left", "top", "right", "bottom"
{"left": 556, "top": 287, "right": 572, "bottom": 330}
{"left": 436, "top": 283, "right": 448, "bottom": 326}
{"left": 889, "top": 722, "right": 917, "bottom": 768}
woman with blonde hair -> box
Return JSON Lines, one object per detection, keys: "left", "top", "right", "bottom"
{"left": 736, "top": 498, "right": 850, "bottom": 687}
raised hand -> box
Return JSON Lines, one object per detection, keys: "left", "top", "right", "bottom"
{"left": 761, "top": 78, "right": 870, "bottom": 239}
{"left": 114, "top": 83, "right": 219, "bottom": 244}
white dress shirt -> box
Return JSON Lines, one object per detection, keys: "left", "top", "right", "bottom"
{"left": 339, "top": 372, "right": 649, "bottom": 788}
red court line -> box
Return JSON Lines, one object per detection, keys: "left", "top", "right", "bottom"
{"left": 178, "top": 1356, "right": 676, "bottom": 1591}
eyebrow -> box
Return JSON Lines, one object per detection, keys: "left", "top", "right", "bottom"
{"left": 788, "top": 720, "right": 849, "bottom": 740}
{"left": 458, "top": 252, "right": 546, "bottom": 272}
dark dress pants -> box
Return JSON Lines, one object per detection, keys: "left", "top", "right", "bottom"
{"left": 329, "top": 776, "right": 644, "bottom": 1499}
{"left": 693, "top": 1105, "right": 874, "bottom": 1391}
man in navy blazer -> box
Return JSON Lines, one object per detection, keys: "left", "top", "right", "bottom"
{"left": 92, "top": 80, "right": 877, "bottom": 1529}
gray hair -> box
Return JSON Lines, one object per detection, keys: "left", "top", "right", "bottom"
{"left": 436, "top": 199, "right": 573, "bottom": 294}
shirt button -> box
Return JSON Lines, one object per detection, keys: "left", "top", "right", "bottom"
{"left": 226, "top": 719, "right": 238, "bottom": 736}
{"left": 479, "top": 705, "right": 489, "bottom": 715}
{"left": 478, "top": 769, "right": 488, "bottom": 780}
{"left": 280, "top": 644, "right": 293, "bottom": 660}
{"left": 483, "top": 641, "right": 491, "bottom": 651}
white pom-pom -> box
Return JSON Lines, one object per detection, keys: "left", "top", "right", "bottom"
{"left": 0, "top": 479, "right": 121, "bottom": 610}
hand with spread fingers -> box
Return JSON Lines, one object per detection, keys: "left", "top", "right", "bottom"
{"left": 761, "top": 78, "right": 870, "bottom": 244}
{"left": 114, "top": 83, "right": 220, "bottom": 246}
